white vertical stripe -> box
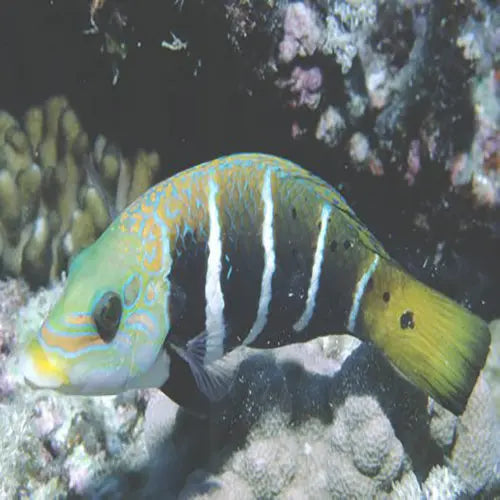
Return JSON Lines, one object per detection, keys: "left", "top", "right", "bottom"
{"left": 243, "top": 169, "right": 275, "bottom": 345}
{"left": 347, "top": 253, "right": 380, "bottom": 332}
{"left": 293, "top": 204, "right": 331, "bottom": 332}
{"left": 204, "top": 177, "right": 225, "bottom": 363}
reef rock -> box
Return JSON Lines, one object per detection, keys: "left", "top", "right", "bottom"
{"left": 226, "top": 0, "right": 499, "bottom": 206}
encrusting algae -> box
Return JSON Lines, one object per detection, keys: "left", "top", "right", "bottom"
{"left": 21, "top": 153, "right": 491, "bottom": 416}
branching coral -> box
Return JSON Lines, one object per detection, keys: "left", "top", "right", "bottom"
{"left": 0, "top": 97, "right": 160, "bottom": 287}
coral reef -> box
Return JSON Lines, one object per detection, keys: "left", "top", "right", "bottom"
{"left": 0, "top": 1, "right": 498, "bottom": 497}
{"left": 0, "top": 97, "right": 160, "bottom": 287}
{"left": 0, "top": 279, "right": 28, "bottom": 398}
{"left": 449, "top": 69, "right": 499, "bottom": 207}
{"left": 2, "top": 279, "right": 499, "bottom": 498}
{"left": 225, "top": 0, "right": 499, "bottom": 207}
{"left": 485, "top": 319, "right": 500, "bottom": 417}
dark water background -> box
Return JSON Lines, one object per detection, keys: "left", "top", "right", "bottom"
{"left": 0, "top": 0, "right": 498, "bottom": 319}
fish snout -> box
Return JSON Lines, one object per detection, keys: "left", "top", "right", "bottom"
{"left": 20, "top": 339, "right": 68, "bottom": 390}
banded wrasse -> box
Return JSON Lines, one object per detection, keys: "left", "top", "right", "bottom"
{"left": 21, "top": 153, "right": 491, "bottom": 416}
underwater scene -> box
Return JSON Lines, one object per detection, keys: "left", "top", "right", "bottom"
{"left": 0, "top": 1, "right": 498, "bottom": 498}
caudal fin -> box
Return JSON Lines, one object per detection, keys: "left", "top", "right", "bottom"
{"left": 359, "top": 265, "right": 491, "bottom": 415}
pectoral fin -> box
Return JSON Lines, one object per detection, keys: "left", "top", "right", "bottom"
{"left": 160, "top": 331, "right": 237, "bottom": 416}
{"left": 170, "top": 330, "right": 236, "bottom": 401}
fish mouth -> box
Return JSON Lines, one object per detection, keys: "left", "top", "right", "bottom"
{"left": 20, "top": 340, "right": 67, "bottom": 390}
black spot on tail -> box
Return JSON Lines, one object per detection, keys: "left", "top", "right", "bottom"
{"left": 400, "top": 311, "right": 415, "bottom": 330}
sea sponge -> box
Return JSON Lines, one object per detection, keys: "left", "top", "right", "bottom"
{"left": 0, "top": 97, "right": 160, "bottom": 287}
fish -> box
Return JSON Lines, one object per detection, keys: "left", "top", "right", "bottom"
{"left": 21, "top": 153, "right": 491, "bottom": 416}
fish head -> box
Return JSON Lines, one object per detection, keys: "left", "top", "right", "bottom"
{"left": 21, "top": 221, "right": 171, "bottom": 395}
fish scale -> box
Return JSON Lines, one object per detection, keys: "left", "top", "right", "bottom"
{"left": 21, "top": 153, "right": 491, "bottom": 416}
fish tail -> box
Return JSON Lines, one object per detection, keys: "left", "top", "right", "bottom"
{"left": 356, "top": 259, "right": 491, "bottom": 415}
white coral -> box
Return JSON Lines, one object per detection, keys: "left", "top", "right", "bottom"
{"left": 322, "top": 1, "right": 377, "bottom": 73}
{"left": 423, "top": 466, "right": 464, "bottom": 499}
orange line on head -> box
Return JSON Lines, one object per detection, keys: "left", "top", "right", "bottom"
{"left": 41, "top": 325, "right": 104, "bottom": 353}
{"left": 66, "top": 314, "right": 93, "bottom": 326}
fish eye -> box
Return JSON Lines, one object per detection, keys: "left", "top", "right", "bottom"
{"left": 93, "top": 291, "right": 122, "bottom": 342}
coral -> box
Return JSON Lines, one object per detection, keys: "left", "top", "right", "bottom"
{"left": 348, "top": 131, "right": 370, "bottom": 165}
{"left": 427, "top": 399, "right": 457, "bottom": 452}
{"left": 334, "top": 396, "right": 404, "bottom": 482}
{"left": 484, "top": 319, "right": 500, "bottom": 417}
{"left": 0, "top": 97, "right": 160, "bottom": 287}
{"left": 180, "top": 470, "right": 255, "bottom": 500}
{"left": 278, "top": 2, "right": 323, "bottom": 64}
{"left": 278, "top": 0, "right": 377, "bottom": 74}
{"left": 322, "top": 0, "right": 377, "bottom": 74}
{"left": 225, "top": 0, "right": 499, "bottom": 210}
{"left": 0, "top": 279, "right": 29, "bottom": 398}
{"left": 143, "top": 390, "right": 179, "bottom": 451}
{"left": 174, "top": 337, "right": 498, "bottom": 499}
{"left": 276, "top": 66, "right": 323, "bottom": 111}
{"left": 422, "top": 465, "right": 465, "bottom": 499}
{"left": 0, "top": 2, "right": 497, "bottom": 495}
{"left": 390, "top": 471, "right": 422, "bottom": 499}
{"left": 447, "top": 69, "right": 499, "bottom": 206}
{"left": 180, "top": 390, "right": 405, "bottom": 498}
{"left": 1, "top": 278, "right": 150, "bottom": 498}
{"left": 315, "top": 106, "right": 346, "bottom": 148}
{"left": 447, "top": 376, "right": 499, "bottom": 495}
{"left": 425, "top": 373, "right": 499, "bottom": 496}
{"left": 232, "top": 435, "right": 298, "bottom": 497}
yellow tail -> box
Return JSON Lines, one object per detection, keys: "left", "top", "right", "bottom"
{"left": 357, "top": 259, "right": 491, "bottom": 415}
